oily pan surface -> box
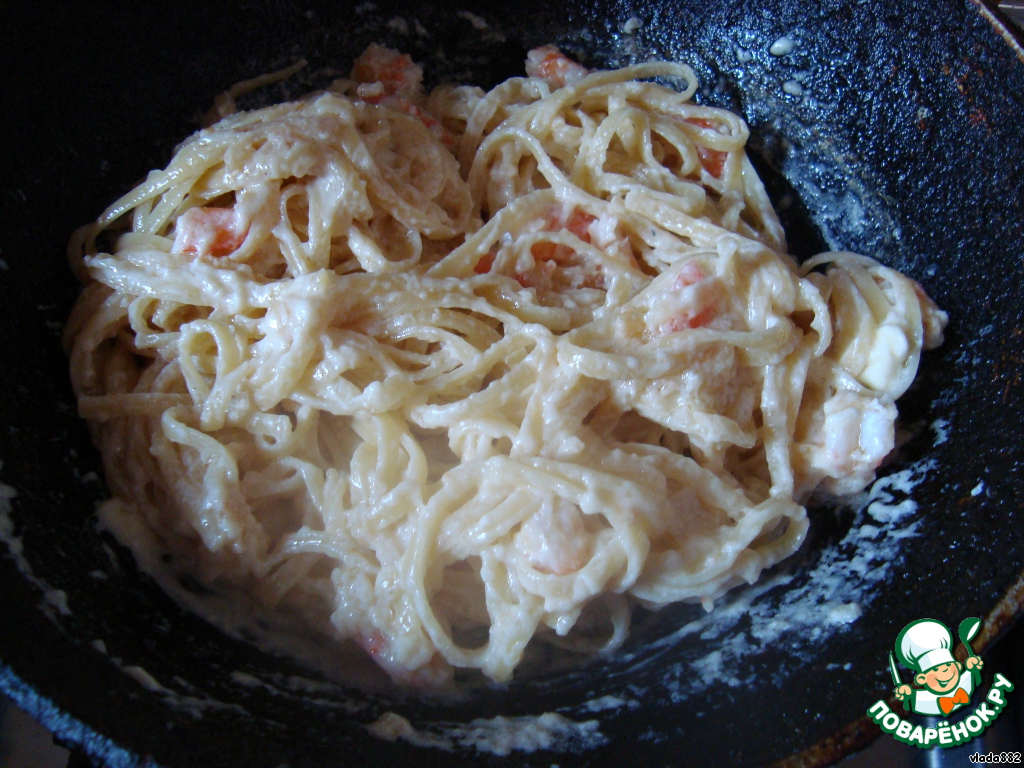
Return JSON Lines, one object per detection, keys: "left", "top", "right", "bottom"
{"left": 1, "top": 0, "right": 1023, "bottom": 766}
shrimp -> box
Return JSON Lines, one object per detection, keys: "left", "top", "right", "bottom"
{"left": 473, "top": 205, "right": 608, "bottom": 292}
{"left": 525, "top": 46, "right": 590, "bottom": 89}
{"left": 912, "top": 279, "right": 948, "bottom": 350}
{"left": 806, "top": 390, "right": 897, "bottom": 496}
{"left": 529, "top": 207, "right": 596, "bottom": 262}
{"left": 356, "top": 630, "right": 452, "bottom": 687}
{"left": 350, "top": 44, "right": 454, "bottom": 147}
{"left": 171, "top": 206, "right": 246, "bottom": 258}
{"left": 515, "top": 497, "right": 591, "bottom": 576}
{"left": 350, "top": 43, "right": 423, "bottom": 99}
{"left": 649, "top": 259, "right": 725, "bottom": 335}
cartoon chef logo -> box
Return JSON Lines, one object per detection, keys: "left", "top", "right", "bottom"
{"left": 892, "top": 618, "right": 984, "bottom": 716}
{"left": 868, "top": 617, "right": 1014, "bottom": 748}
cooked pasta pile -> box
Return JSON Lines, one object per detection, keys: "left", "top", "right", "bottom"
{"left": 66, "top": 45, "right": 947, "bottom": 684}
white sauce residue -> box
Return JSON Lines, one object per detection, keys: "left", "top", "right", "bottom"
{"left": 782, "top": 80, "right": 804, "bottom": 96}
{"left": 826, "top": 602, "right": 862, "bottom": 625}
{"left": 770, "top": 35, "right": 796, "bottom": 56}
{"left": 123, "top": 665, "right": 167, "bottom": 693}
{"left": 366, "top": 711, "right": 605, "bottom": 755}
{"left": 43, "top": 589, "right": 71, "bottom": 616}
{"left": 971, "top": 481, "right": 985, "bottom": 497}
{"left": 622, "top": 17, "right": 642, "bottom": 34}
{"left": 0, "top": 468, "right": 74, "bottom": 624}
{"left": 103, "top": 655, "right": 250, "bottom": 720}
{"left": 386, "top": 16, "right": 409, "bottom": 35}
{"left": 455, "top": 10, "right": 489, "bottom": 29}
{"left": 228, "top": 670, "right": 367, "bottom": 714}
{"left": 931, "top": 418, "right": 950, "bottom": 445}
{"left": 581, "top": 695, "right": 636, "bottom": 712}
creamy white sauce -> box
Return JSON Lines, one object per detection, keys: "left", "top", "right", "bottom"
{"left": 826, "top": 602, "right": 863, "bottom": 624}
{"left": 2, "top": 420, "right": 941, "bottom": 737}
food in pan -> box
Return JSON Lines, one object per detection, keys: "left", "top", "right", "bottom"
{"left": 65, "top": 45, "right": 946, "bottom": 685}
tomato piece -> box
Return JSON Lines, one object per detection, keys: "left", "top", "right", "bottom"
{"left": 696, "top": 146, "right": 727, "bottom": 178}
{"left": 663, "top": 305, "right": 717, "bottom": 333}
{"left": 530, "top": 241, "right": 559, "bottom": 262}
{"left": 525, "top": 46, "right": 590, "bottom": 88}
{"left": 565, "top": 209, "right": 596, "bottom": 242}
{"left": 673, "top": 261, "right": 706, "bottom": 289}
{"left": 175, "top": 207, "right": 245, "bottom": 257}
{"left": 684, "top": 117, "right": 728, "bottom": 179}
{"left": 474, "top": 251, "right": 496, "bottom": 274}
{"left": 681, "top": 305, "right": 717, "bottom": 328}
{"left": 530, "top": 207, "right": 595, "bottom": 262}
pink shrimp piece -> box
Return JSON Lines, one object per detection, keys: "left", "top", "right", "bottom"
{"left": 805, "top": 390, "right": 897, "bottom": 496}
{"left": 658, "top": 261, "right": 720, "bottom": 333}
{"left": 364, "top": 92, "right": 454, "bottom": 147}
{"left": 520, "top": 206, "right": 604, "bottom": 290}
{"left": 398, "top": 101, "right": 455, "bottom": 148}
{"left": 530, "top": 207, "right": 596, "bottom": 263}
{"left": 673, "top": 260, "right": 706, "bottom": 289}
{"left": 356, "top": 631, "right": 451, "bottom": 687}
{"left": 516, "top": 499, "right": 590, "bottom": 576}
{"left": 478, "top": 206, "right": 609, "bottom": 291}
{"left": 525, "top": 46, "right": 590, "bottom": 89}
{"left": 564, "top": 207, "right": 596, "bottom": 241}
{"left": 351, "top": 46, "right": 453, "bottom": 147}
{"left": 350, "top": 44, "right": 423, "bottom": 98}
{"left": 662, "top": 305, "right": 717, "bottom": 332}
{"left": 172, "top": 207, "right": 245, "bottom": 258}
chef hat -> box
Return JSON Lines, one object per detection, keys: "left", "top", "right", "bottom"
{"left": 896, "top": 619, "right": 956, "bottom": 673}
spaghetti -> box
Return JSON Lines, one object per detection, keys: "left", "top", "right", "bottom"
{"left": 65, "top": 45, "right": 947, "bottom": 685}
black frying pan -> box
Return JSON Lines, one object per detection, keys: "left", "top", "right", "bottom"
{"left": 3, "top": 1, "right": 1024, "bottom": 766}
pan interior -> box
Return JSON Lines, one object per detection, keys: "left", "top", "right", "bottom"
{"left": 1, "top": 1, "right": 1023, "bottom": 766}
